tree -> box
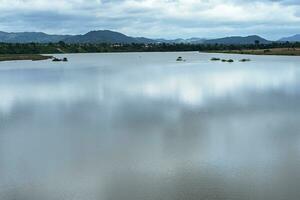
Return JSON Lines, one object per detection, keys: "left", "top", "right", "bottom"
{"left": 58, "top": 41, "right": 66, "bottom": 47}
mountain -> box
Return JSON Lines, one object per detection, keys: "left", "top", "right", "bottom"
{"left": 279, "top": 34, "right": 300, "bottom": 42}
{"left": 204, "top": 35, "right": 272, "bottom": 45}
{"left": 0, "top": 31, "right": 70, "bottom": 43}
{"left": 0, "top": 30, "right": 277, "bottom": 45}
{"left": 135, "top": 37, "right": 156, "bottom": 43}
{"left": 64, "top": 30, "right": 156, "bottom": 44}
{"left": 0, "top": 30, "right": 155, "bottom": 44}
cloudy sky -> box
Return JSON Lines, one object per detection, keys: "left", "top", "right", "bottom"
{"left": 0, "top": 0, "right": 299, "bottom": 39}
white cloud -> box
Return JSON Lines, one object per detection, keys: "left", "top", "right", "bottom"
{"left": 0, "top": 0, "right": 299, "bottom": 39}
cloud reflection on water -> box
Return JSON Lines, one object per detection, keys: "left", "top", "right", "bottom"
{"left": 1, "top": 53, "right": 300, "bottom": 200}
{"left": 0, "top": 56, "right": 298, "bottom": 114}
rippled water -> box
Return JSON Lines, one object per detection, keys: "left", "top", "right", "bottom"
{"left": 1, "top": 52, "right": 300, "bottom": 200}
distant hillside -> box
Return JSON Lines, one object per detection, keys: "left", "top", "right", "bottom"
{"left": 64, "top": 30, "right": 156, "bottom": 44}
{"left": 0, "top": 30, "right": 156, "bottom": 44}
{"left": 135, "top": 37, "right": 156, "bottom": 44}
{"left": 279, "top": 34, "right": 300, "bottom": 42}
{"left": 0, "top": 31, "right": 69, "bottom": 43}
{"left": 204, "top": 35, "right": 272, "bottom": 45}
{"left": 0, "top": 30, "right": 280, "bottom": 45}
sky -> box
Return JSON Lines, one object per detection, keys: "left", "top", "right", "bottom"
{"left": 0, "top": 0, "right": 300, "bottom": 40}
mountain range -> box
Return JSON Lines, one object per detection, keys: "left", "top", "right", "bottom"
{"left": 0, "top": 31, "right": 70, "bottom": 43}
{"left": 63, "top": 30, "right": 155, "bottom": 44}
{"left": 203, "top": 35, "right": 271, "bottom": 45}
{"left": 279, "top": 34, "right": 300, "bottom": 42}
{"left": 0, "top": 30, "right": 299, "bottom": 44}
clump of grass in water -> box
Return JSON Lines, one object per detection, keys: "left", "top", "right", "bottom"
{"left": 211, "top": 57, "right": 221, "bottom": 61}
{"left": 220, "top": 59, "right": 234, "bottom": 63}
{"left": 52, "top": 57, "right": 68, "bottom": 62}
{"left": 239, "top": 58, "right": 251, "bottom": 62}
{"left": 176, "top": 56, "right": 186, "bottom": 62}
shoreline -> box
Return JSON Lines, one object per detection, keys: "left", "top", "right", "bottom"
{"left": 0, "top": 54, "right": 53, "bottom": 62}
{"left": 205, "top": 48, "right": 300, "bottom": 56}
{"left": 1, "top": 48, "right": 300, "bottom": 62}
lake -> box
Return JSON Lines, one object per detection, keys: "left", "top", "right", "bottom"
{"left": 1, "top": 52, "right": 300, "bottom": 200}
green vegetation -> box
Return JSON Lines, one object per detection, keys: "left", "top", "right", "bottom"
{"left": 239, "top": 58, "right": 251, "bottom": 62}
{"left": 220, "top": 59, "right": 234, "bottom": 63}
{"left": 0, "top": 41, "right": 300, "bottom": 56}
{"left": 176, "top": 56, "right": 186, "bottom": 61}
{"left": 210, "top": 57, "right": 251, "bottom": 63}
{"left": 52, "top": 57, "right": 68, "bottom": 62}
{"left": 0, "top": 54, "right": 52, "bottom": 62}
{"left": 213, "top": 48, "right": 300, "bottom": 56}
{"left": 211, "top": 57, "right": 221, "bottom": 61}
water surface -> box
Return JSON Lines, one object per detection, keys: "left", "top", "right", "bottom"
{"left": 1, "top": 52, "right": 300, "bottom": 200}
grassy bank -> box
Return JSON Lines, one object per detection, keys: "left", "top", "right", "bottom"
{"left": 0, "top": 54, "right": 52, "bottom": 62}
{"left": 207, "top": 48, "right": 300, "bottom": 56}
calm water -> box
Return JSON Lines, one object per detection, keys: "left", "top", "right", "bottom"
{"left": 1, "top": 52, "right": 300, "bottom": 200}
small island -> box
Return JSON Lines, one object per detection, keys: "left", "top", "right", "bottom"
{"left": 211, "top": 57, "right": 221, "bottom": 61}
{"left": 0, "top": 54, "right": 53, "bottom": 62}
{"left": 176, "top": 56, "right": 186, "bottom": 62}
{"left": 210, "top": 57, "right": 235, "bottom": 62}
{"left": 52, "top": 57, "right": 68, "bottom": 62}
{"left": 221, "top": 59, "right": 234, "bottom": 63}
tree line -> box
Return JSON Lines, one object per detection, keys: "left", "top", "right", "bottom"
{"left": 0, "top": 41, "right": 299, "bottom": 54}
